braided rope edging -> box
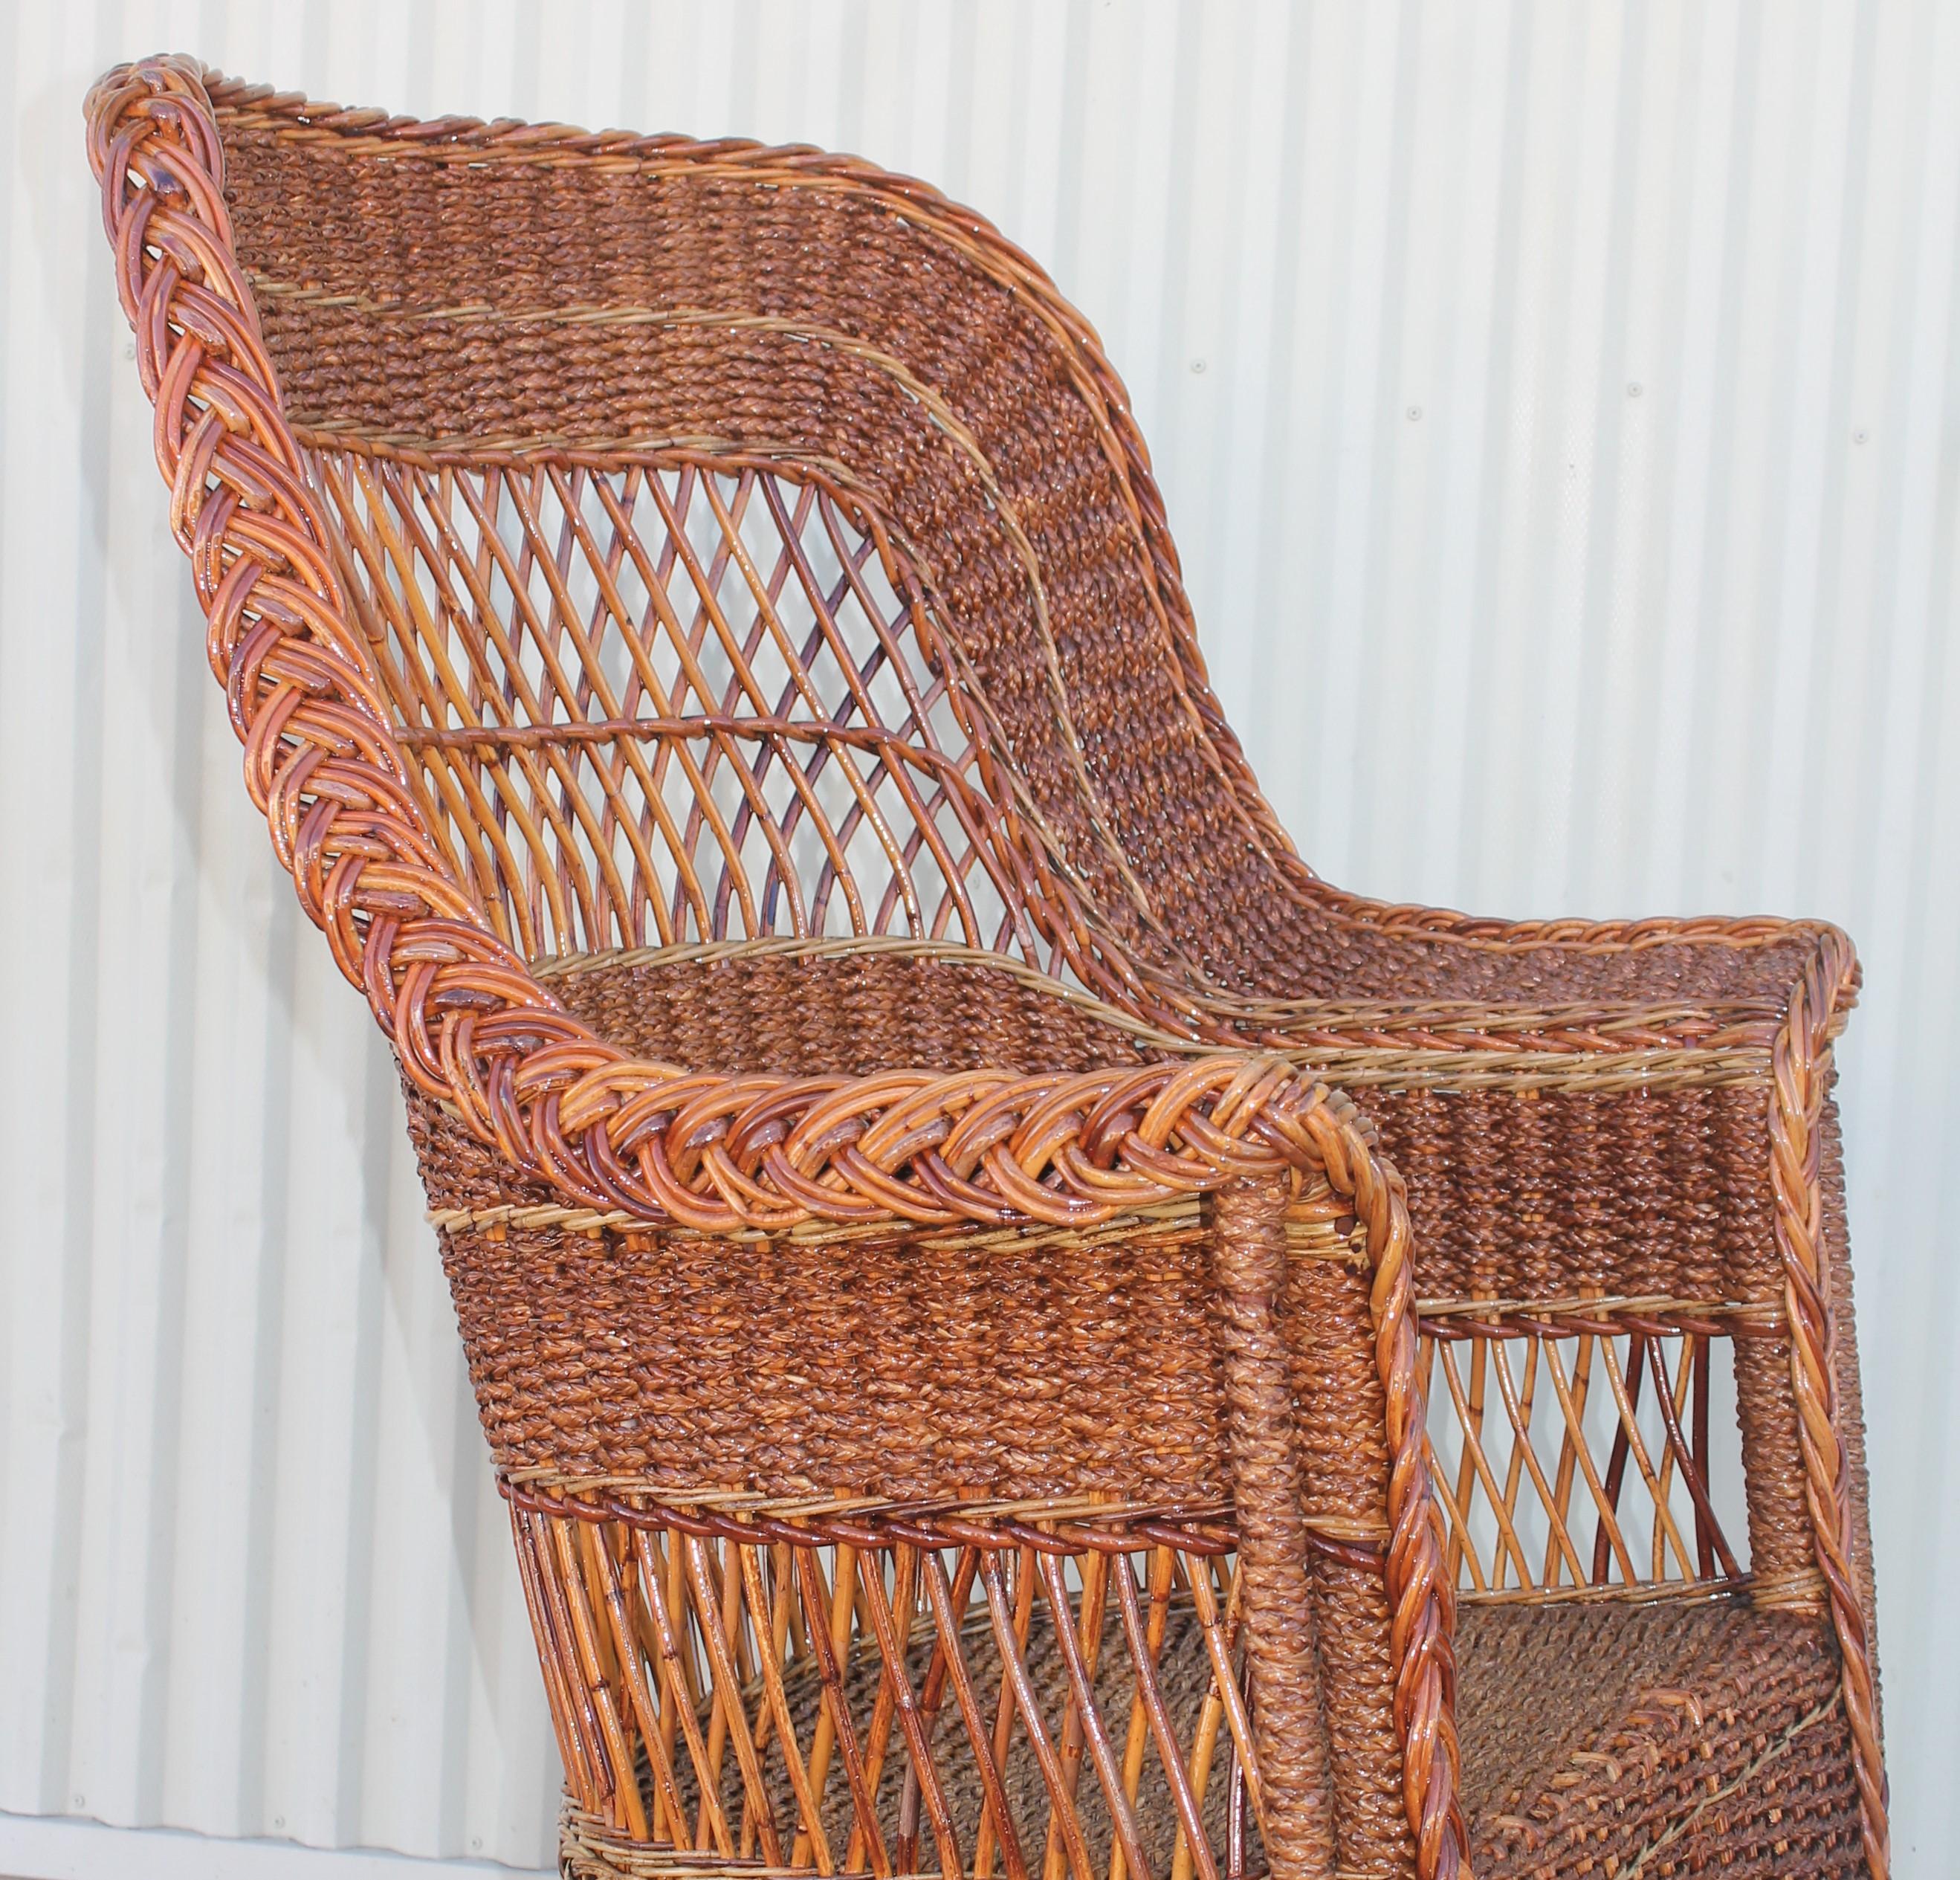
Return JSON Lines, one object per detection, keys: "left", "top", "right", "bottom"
{"left": 1770, "top": 930, "right": 1887, "bottom": 1880}
{"left": 85, "top": 55, "right": 1464, "bottom": 1879}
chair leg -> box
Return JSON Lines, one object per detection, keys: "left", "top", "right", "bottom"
{"left": 1208, "top": 1173, "right": 1340, "bottom": 1880}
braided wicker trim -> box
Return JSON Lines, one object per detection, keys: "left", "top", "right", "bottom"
{"left": 85, "top": 58, "right": 1465, "bottom": 1876}
{"left": 1769, "top": 934, "right": 1887, "bottom": 1873}
{"left": 502, "top": 1478, "right": 1391, "bottom": 1572}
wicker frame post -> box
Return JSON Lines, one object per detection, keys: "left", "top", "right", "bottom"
{"left": 1209, "top": 1174, "right": 1341, "bottom": 1879}
{"left": 1769, "top": 934, "right": 1886, "bottom": 1864}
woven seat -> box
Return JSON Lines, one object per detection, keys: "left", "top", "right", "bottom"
{"left": 609, "top": 1596, "right": 1854, "bottom": 1880}
{"left": 1455, "top": 1601, "right": 1859, "bottom": 1876}
{"left": 86, "top": 56, "right": 1886, "bottom": 1880}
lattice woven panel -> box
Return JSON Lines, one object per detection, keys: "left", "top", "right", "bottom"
{"left": 514, "top": 1504, "right": 1265, "bottom": 1880}
{"left": 1419, "top": 1311, "right": 1754, "bottom": 1598}
{"left": 316, "top": 452, "right": 1044, "bottom": 963}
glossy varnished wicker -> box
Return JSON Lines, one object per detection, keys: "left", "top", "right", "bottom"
{"left": 85, "top": 54, "right": 1884, "bottom": 1880}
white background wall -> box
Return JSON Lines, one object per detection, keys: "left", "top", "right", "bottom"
{"left": 2, "top": 2, "right": 1955, "bottom": 1875}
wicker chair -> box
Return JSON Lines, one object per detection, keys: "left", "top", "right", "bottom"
{"left": 85, "top": 56, "right": 1886, "bottom": 1880}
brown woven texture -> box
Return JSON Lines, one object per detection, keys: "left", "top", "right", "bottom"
{"left": 1458, "top": 1599, "right": 1861, "bottom": 1877}
{"left": 557, "top": 1589, "right": 1268, "bottom": 1880}
{"left": 83, "top": 53, "right": 1884, "bottom": 1880}
{"left": 549, "top": 950, "right": 1154, "bottom": 1079}
{"left": 549, "top": 1596, "right": 1859, "bottom": 1880}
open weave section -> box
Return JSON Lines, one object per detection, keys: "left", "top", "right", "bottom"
{"left": 311, "top": 452, "right": 1057, "bottom": 964}
{"left": 502, "top": 1489, "right": 1861, "bottom": 1880}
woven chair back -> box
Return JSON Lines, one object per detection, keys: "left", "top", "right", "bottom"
{"left": 218, "top": 111, "right": 1281, "bottom": 987}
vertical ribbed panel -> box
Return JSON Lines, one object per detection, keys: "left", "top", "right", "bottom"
{"left": 1, "top": 3, "right": 1953, "bottom": 1873}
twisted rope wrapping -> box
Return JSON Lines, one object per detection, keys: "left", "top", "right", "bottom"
{"left": 1209, "top": 1177, "right": 1343, "bottom": 1877}
{"left": 84, "top": 55, "right": 1466, "bottom": 1877}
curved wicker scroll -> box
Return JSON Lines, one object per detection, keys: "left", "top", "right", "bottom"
{"left": 84, "top": 55, "right": 1289, "bottom": 1233}
{"left": 84, "top": 54, "right": 1466, "bottom": 1879}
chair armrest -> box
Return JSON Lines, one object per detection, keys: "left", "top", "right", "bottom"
{"left": 395, "top": 931, "right": 1464, "bottom": 1876}
{"left": 401, "top": 936, "right": 1342, "bottom": 1233}
{"left": 1213, "top": 922, "right": 1874, "bottom": 1877}
{"left": 1179, "top": 921, "right": 1854, "bottom": 1056}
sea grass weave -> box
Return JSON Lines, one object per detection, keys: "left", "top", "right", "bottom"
{"left": 86, "top": 54, "right": 1885, "bottom": 1880}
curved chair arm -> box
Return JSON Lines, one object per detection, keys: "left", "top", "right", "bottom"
{"left": 83, "top": 56, "right": 1307, "bottom": 1238}
{"left": 82, "top": 52, "right": 1359, "bottom": 1247}
{"left": 409, "top": 1033, "right": 1467, "bottom": 1879}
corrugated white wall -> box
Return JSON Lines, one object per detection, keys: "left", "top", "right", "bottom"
{"left": 2, "top": 1, "right": 1954, "bottom": 1874}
